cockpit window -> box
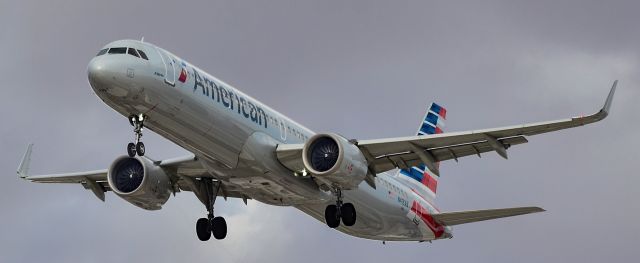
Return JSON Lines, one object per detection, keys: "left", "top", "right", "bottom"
{"left": 108, "top": 47, "right": 127, "bottom": 54}
{"left": 127, "top": 48, "right": 140, "bottom": 58}
{"left": 137, "top": 49, "right": 149, "bottom": 60}
{"left": 96, "top": 48, "right": 108, "bottom": 56}
{"left": 100, "top": 46, "right": 148, "bottom": 60}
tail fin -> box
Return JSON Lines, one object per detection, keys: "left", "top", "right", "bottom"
{"left": 418, "top": 103, "right": 446, "bottom": 135}
{"left": 398, "top": 103, "right": 446, "bottom": 199}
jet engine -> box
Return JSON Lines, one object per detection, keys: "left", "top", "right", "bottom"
{"left": 107, "top": 156, "right": 172, "bottom": 210}
{"left": 302, "top": 133, "right": 368, "bottom": 189}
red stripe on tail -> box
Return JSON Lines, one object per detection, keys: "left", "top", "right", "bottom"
{"left": 421, "top": 172, "right": 438, "bottom": 193}
{"left": 439, "top": 108, "right": 447, "bottom": 119}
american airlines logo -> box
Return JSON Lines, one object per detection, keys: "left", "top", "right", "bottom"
{"left": 178, "top": 62, "right": 188, "bottom": 83}
{"left": 191, "top": 69, "right": 269, "bottom": 129}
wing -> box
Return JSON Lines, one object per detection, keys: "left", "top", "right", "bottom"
{"left": 17, "top": 149, "right": 246, "bottom": 202}
{"left": 432, "top": 207, "right": 545, "bottom": 226}
{"left": 277, "top": 81, "right": 617, "bottom": 176}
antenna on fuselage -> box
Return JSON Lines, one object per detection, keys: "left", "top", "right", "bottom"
{"left": 140, "top": 36, "right": 145, "bottom": 43}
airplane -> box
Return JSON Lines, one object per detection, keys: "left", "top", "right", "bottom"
{"left": 17, "top": 39, "right": 617, "bottom": 242}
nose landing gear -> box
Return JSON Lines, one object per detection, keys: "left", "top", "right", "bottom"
{"left": 127, "top": 114, "right": 146, "bottom": 157}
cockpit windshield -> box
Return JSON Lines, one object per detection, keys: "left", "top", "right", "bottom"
{"left": 127, "top": 48, "right": 140, "bottom": 58}
{"left": 137, "top": 49, "right": 148, "bottom": 60}
{"left": 96, "top": 48, "right": 108, "bottom": 56}
{"left": 108, "top": 47, "right": 126, "bottom": 54}
{"left": 95, "top": 47, "right": 149, "bottom": 60}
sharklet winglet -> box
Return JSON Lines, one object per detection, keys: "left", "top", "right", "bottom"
{"left": 602, "top": 80, "right": 617, "bottom": 115}
{"left": 17, "top": 143, "right": 34, "bottom": 179}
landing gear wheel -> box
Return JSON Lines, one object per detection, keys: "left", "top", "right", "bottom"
{"left": 341, "top": 203, "right": 356, "bottom": 226}
{"left": 211, "top": 217, "right": 227, "bottom": 240}
{"left": 196, "top": 180, "right": 226, "bottom": 241}
{"left": 126, "top": 114, "right": 146, "bottom": 157}
{"left": 136, "top": 142, "right": 145, "bottom": 156}
{"left": 127, "top": 143, "right": 136, "bottom": 157}
{"left": 325, "top": 204, "right": 341, "bottom": 228}
{"left": 196, "top": 218, "right": 211, "bottom": 241}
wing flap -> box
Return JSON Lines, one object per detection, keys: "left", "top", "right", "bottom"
{"left": 433, "top": 206, "right": 545, "bottom": 226}
{"left": 369, "top": 136, "right": 529, "bottom": 172}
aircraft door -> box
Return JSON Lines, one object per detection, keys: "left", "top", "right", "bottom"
{"left": 155, "top": 48, "right": 176, "bottom": 86}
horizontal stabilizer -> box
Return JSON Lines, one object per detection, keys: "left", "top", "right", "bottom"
{"left": 432, "top": 206, "right": 544, "bottom": 226}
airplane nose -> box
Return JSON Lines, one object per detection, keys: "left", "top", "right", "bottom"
{"left": 87, "top": 57, "right": 133, "bottom": 98}
{"left": 87, "top": 57, "right": 114, "bottom": 84}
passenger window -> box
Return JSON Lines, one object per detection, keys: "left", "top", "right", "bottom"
{"left": 96, "top": 48, "right": 108, "bottom": 56}
{"left": 137, "top": 49, "right": 149, "bottom": 60}
{"left": 108, "top": 47, "right": 127, "bottom": 54}
{"left": 127, "top": 48, "right": 140, "bottom": 58}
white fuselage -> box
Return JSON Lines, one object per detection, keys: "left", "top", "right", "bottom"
{"left": 87, "top": 39, "right": 452, "bottom": 241}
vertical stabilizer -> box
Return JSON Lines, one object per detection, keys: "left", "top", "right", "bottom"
{"left": 398, "top": 103, "right": 446, "bottom": 199}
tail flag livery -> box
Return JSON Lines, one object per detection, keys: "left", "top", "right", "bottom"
{"left": 419, "top": 103, "right": 446, "bottom": 135}
{"left": 398, "top": 103, "right": 447, "bottom": 199}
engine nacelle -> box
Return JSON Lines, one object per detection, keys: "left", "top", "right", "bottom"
{"left": 302, "top": 133, "right": 368, "bottom": 189}
{"left": 107, "top": 156, "right": 172, "bottom": 210}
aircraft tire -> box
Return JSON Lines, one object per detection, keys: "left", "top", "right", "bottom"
{"left": 196, "top": 218, "right": 211, "bottom": 241}
{"left": 211, "top": 216, "right": 227, "bottom": 240}
{"left": 341, "top": 203, "right": 356, "bottom": 226}
{"left": 127, "top": 143, "right": 136, "bottom": 157}
{"left": 325, "top": 205, "right": 340, "bottom": 228}
{"left": 136, "top": 142, "right": 145, "bottom": 156}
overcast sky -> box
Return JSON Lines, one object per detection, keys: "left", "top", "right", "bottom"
{"left": 1, "top": 0, "right": 638, "bottom": 262}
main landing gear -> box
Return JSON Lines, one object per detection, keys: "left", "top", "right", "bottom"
{"left": 127, "top": 114, "right": 146, "bottom": 157}
{"left": 196, "top": 179, "right": 227, "bottom": 241}
{"left": 324, "top": 188, "right": 356, "bottom": 228}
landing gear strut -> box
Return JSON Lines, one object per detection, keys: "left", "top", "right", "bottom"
{"left": 195, "top": 179, "right": 227, "bottom": 241}
{"left": 324, "top": 188, "right": 356, "bottom": 228}
{"left": 127, "top": 114, "right": 145, "bottom": 157}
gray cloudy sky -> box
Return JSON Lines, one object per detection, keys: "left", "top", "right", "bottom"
{"left": 1, "top": 0, "right": 638, "bottom": 262}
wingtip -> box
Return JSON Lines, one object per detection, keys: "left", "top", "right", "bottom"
{"left": 602, "top": 80, "right": 617, "bottom": 114}
{"left": 17, "top": 143, "right": 34, "bottom": 178}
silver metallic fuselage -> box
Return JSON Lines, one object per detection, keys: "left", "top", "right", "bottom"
{"left": 87, "top": 39, "right": 451, "bottom": 241}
